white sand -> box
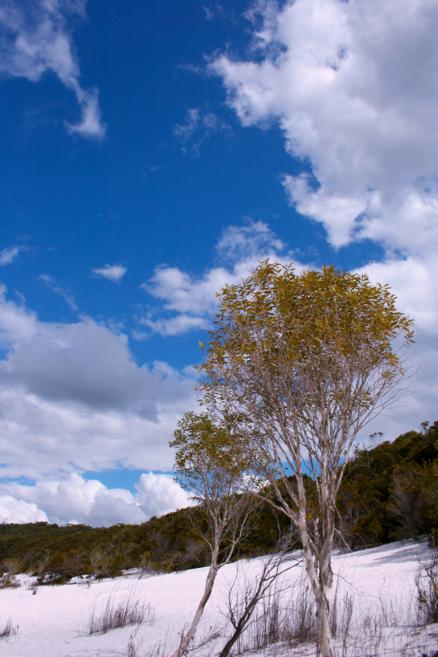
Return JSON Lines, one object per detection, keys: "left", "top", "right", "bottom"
{"left": 0, "top": 540, "right": 437, "bottom": 657}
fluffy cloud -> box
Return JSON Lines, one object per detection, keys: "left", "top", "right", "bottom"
{"left": 212, "top": 0, "right": 438, "bottom": 253}
{"left": 1, "top": 318, "right": 187, "bottom": 415}
{"left": 142, "top": 314, "right": 209, "bottom": 337}
{"left": 146, "top": 264, "right": 239, "bottom": 317}
{"left": 0, "top": 0, "right": 105, "bottom": 139}
{"left": 0, "top": 495, "right": 48, "bottom": 523}
{"left": 142, "top": 219, "right": 297, "bottom": 335}
{"left": 0, "top": 387, "right": 193, "bottom": 479}
{"left": 0, "top": 284, "right": 37, "bottom": 345}
{"left": 92, "top": 264, "right": 127, "bottom": 282}
{"left": 216, "top": 219, "right": 285, "bottom": 263}
{"left": 135, "top": 472, "right": 192, "bottom": 519}
{"left": 355, "top": 253, "right": 438, "bottom": 439}
{"left": 0, "top": 287, "right": 197, "bottom": 479}
{"left": 358, "top": 256, "right": 438, "bottom": 337}
{"left": 0, "top": 472, "right": 191, "bottom": 526}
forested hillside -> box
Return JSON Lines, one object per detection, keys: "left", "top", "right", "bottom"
{"left": 1, "top": 422, "right": 436, "bottom": 584}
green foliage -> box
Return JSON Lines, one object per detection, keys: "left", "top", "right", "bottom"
{"left": 0, "top": 512, "right": 208, "bottom": 582}
{"left": 203, "top": 262, "right": 413, "bottom": 411}
{"left": 171, "top": 411, "right": 253, "bottom": 499}
{"left": 337, "top": 421, "right": 438, "bottom": 547}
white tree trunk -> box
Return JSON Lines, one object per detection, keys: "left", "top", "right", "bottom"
{"left": 295, "top": 478, "right": 334, "bottom": 657}
{"left": 170, "top": 548, "right": 219, "bottom": 657}
{"left": 317, "top": 588, "right": 332, "bottom": 657}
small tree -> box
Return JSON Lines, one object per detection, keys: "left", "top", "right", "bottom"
{"left": 201, "top": 262, "right": 413, "bottom": 657}
{"left": 169, "top": 412, "right": 256, "bottom": 657}
{"left": 218, "top": 532, "right": 298, "bottom": 657}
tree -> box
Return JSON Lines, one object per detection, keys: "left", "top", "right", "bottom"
{"left": 169, "top": 412, "right": 256, "bottom": 657}
{"left": 201, "top": 262, "right": 413, "bottom": 657}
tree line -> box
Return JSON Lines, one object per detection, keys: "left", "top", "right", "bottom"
{"left": 0, "top": 421, "right": 436, "bottom": 585}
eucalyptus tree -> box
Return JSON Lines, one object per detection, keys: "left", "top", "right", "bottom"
{"left": 200, "top": 262, "right": 413, "bottom": 657}
{"left": 169, "top": 412, "right": 256, "bottom": 657}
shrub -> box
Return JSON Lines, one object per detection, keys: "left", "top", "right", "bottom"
{"left": 235, "top": 580, "right": 317, "bottom": 653}
{"left": 0, "top": 573, "right": 19, "bottom": 589}
{"left": 88, "top": 592, "right": 152, "bottom": 635}
{"left": 126, "top": 628, "right": 142, "bottom": 657}
{"left": 0, "top": 619, "right": 18, "bottom": 638}
{"left": 416, "top": 550, "right": 438, "bottom": 625}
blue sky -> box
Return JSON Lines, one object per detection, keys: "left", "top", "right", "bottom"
{"left": 0, "top": 0, "right": 437, "bottom": 526}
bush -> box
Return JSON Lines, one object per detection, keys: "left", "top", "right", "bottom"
{"left": 0, "top": 573, "right": 19, "bottom": 589}
{"left": 416, "top": 550, "right": 438, "bottom": 625}
{"left": 88, "top": 592, "right": 152, "bottom": 635}
{"left": 0, "top": 619, "right": 18, "bottom": 638}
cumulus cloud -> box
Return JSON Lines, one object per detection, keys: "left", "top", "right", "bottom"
{"left": 354, "top": 253, "right": 438, "bottom": 439}
{"left": 174, "top": 107, "right": 231, "bottom": 155}
{"left": 212, "top": 0, "right": 438, "bottom": 253}
{"left": 0, "top": 472, "right": 191, "bottom": 526}
{"left": 358, "top": 256, "right": 438, "bottom": 337}
{"left": 146, "top": 264, "right": 237, "bottom": 317}
{"left": 142, "top": 219, "right": 296, "bottom": 335}
{"left": 1, "top": 318, "right": 172, "bottom": 414}
{"left": 0, "top": 286, "right": 197, "bottom": 479}
{"left": 135, "top": 472, "right": 192, "bottom": 519}
{"left": 92, "top": 264, "right": 127, "bottom": 282}
{"left": 0, "top": 0, "right": 105, "bottom": 139}
{"left": 0, "top": 495, "right": 48, "bottom": 523}
{"left": 0, "top": 386, "right": 194, "bottom": 480}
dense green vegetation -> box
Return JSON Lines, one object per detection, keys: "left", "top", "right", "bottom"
{"left": 338, "top": 421, "right": 438, "bottom": 547}
{"left": 0, "top": 422, "right": 436, "bottom": 584}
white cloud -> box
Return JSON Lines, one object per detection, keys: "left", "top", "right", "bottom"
{"left": 0, "top": 284, "right": 37, "bottom": 345}
{"left": 0, "top": 386, "right": 193, "bottom": 480}
{"left": 141, "top": 314, "right": 209, "bottom": 337}
{"left": 142, "top": 219, "right": 296, "bottom": 336}
{"left": 0, "top": 495, "right": 48, "bottom": 523}
{"left": 146, "top": 264, "right": 236, "bottom": 317}
{"left": 0, "top": 245, "right": 23, "bottom": 266}
{"left": 283, "top": 175, "right": 368, "bottom": 248}
{"left": 92, "top": 264, "right": 127, "bottom": 282}
{"left": 0, "top": 287, "right": 197, "bottom": 480}
{"left": 216, "top": 219, "right": 285, "bottom": 262}
{"left": 1, "top": 319, "right": 185, "bottom": 414}
{"left": 0, "top": 0, "right": 105, "bottom": 139}
{"left": 212, "top": 0, "right": 438, "bottom": 254}
{"left": 67, "top": 87, "right": 104, "bottom": 139}
{"left": 135, "top": 472, "right": 192, "bottom": 519}
{"left": 354, "top": 254, "right": 438, "bottom": 440}
{"left": 358, "top": 256, "right": 438, "bottom": 336}
{"left": 0, "top": 472, "right": 191, "bottom": 527}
